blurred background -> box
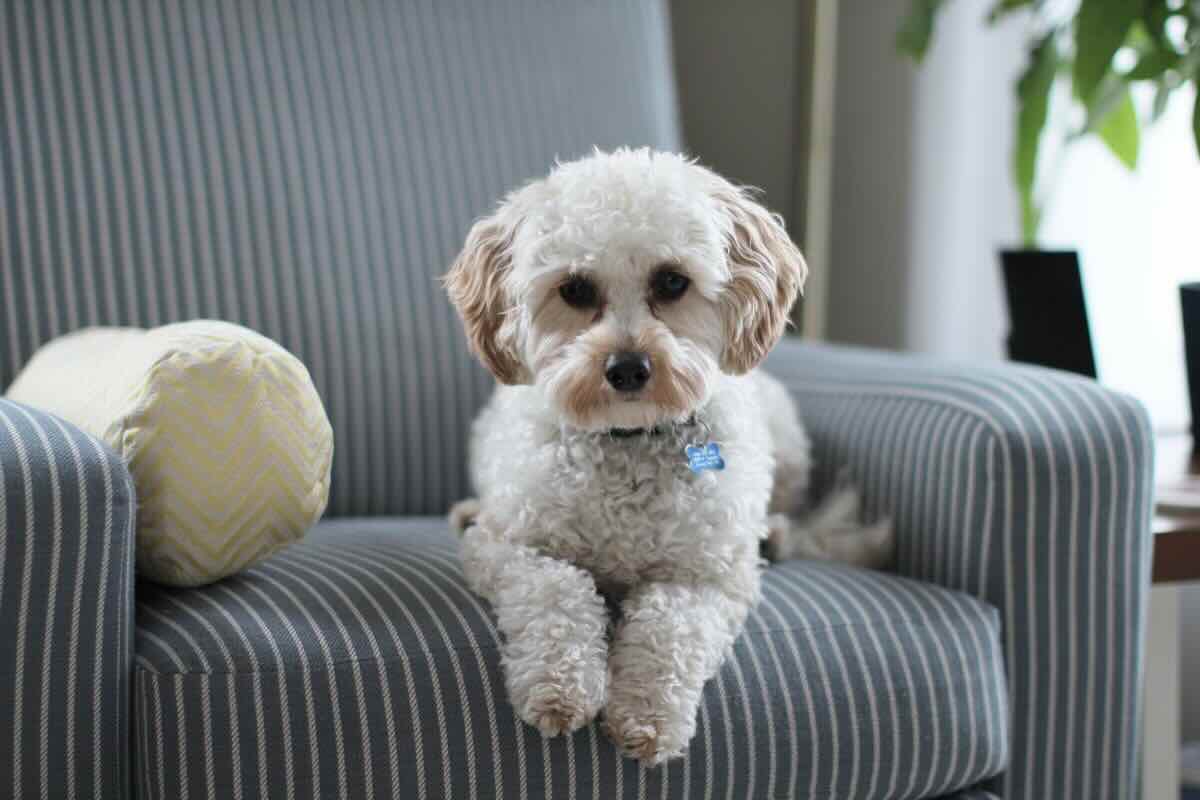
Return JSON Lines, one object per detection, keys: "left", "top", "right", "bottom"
{"left": 670, "top": 0, "right": 1200, "bottom": 796}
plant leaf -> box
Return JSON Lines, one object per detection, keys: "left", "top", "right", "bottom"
{"left": 1015, "top": 35, "right": 1058, "bottom": 246}
{"left": 1079, "top": 72, "right": 1131, "bottom": 134}
{"left": 1151, "top": 76, "right": 1173, "bottom": 122}
{"left": 1194, "top": 86, "right": 1200, "bottom": 160}
{"left": 1126, "top": 47, "right": 1179, "bottom": 80}
{"left": 986, "top": 0, "right": 1034, "bottom": 26}
{"left": 1097, "top": 89, "right": 1140, "bottom": 169}
{"left": 1073, "top": 0, "right": 1139, "bottom": 103}
{"left": 897, "top": 0, "right": 949, "bottom": 62}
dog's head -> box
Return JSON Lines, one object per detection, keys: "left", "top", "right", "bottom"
{"left": 445, "top": 148, "right": 807, "bottom": 431}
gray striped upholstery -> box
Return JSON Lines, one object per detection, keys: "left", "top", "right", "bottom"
{"left": 765, "top": 339, "right": 1156, "bottom": 800}
{"left": 0, "top": 398, "right": 137, "bottom": 800}
{"left": 938, "top": 792, "right": 999, "bottom": 800}
{"left": 134, "top": 518, "right": 1008, "bottom": 800}
{"left": 0, "top": 0, "right": 681, "bottom": 517}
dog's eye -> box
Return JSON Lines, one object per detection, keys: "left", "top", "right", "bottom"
{"left": 650, "top": 269, "right": 690, "bottom": 303}
{"left": 559, "top": 276, "right": 599, "bottom": 309}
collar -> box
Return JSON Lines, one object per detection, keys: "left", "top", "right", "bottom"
{"left": 605, "top": 415, "right": 698, "bottom": 439}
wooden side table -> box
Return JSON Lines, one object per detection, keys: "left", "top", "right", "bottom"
{"left": 1146, "top": 434, "right": 1200, "bottom": 800}
{"left": 1154, "top": 434, "right": 1200, "bottom": 582}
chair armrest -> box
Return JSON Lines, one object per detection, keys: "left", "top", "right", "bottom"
{"left": 0, "top": 398, "right": 136, "bottom": 799}
{"left": 765, "top": 339, "right": 1155, "bottom": 800}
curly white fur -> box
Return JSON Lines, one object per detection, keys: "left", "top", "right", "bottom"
{"left": 445, "top": 149, "right": 891, "bottom": 764}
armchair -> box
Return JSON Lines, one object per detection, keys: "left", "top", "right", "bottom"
{"left": 0, "top": 0, "right": 1153, "bottom": 797}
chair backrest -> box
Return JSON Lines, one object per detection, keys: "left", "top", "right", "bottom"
{"left": 0, "top": 0, "right": 681, "bottom": 516}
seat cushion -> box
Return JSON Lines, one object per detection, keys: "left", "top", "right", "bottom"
{"left": 134, "top": 518, "right": 1008, "bottom": 800}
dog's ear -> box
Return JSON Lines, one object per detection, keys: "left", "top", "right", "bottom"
{"left": 711, "top": 181, "right": 808, "bottom": 374}
{"left": 444, "top": 208, "right": 530, "bottom": 384}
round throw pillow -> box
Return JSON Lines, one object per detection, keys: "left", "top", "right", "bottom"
{"left": 6, "top": 320, "right": 333, "bottom": 586}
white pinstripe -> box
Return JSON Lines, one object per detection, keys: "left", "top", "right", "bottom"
{"left": 835, "top": 393, "right": 927, "bottom": 797}
{"left": 697, "top": 700, "right": 711, "bottom": 800}
{"left": 45, "top": 415, "right": 90, "bottom": 800}
{"left": 910, "top": 579, "right": 986, "bottom": 793}
{"left": 243, "top": 568, "right": 350, "bottom": 800}
{"left": 254, "top": 559, "right": 378, "bottom": 800}
{"left": 312, "top": 544, "right": 502, "bottom": 797}
{"left": 712, "top": 669, "right": 735, "bottom": 800}
{"left": 179, "top": 589, "right": 274, "bottom": 800}
{"left": 936, "top": 421, "right": 992, "bottom": 783}
{"left": 283, "top": 545, "right": 480, "bottom": 800}
{"left": 865, "top": 397, "right": 937, "bottom": 798}
{"left": 274, "top": 546, "right": 450, "bottom": 799}
{"left": 772, "top": 573, "right": 867, "bottom": 797}
{"left": 148, "top": 596, "right": 245, "bottom": 800}
{"left": 16, "top": 408, "right": 66, "bottom": 800}
{"left": 150, "top": 671, "right": 166, "bottom": 800}
{"left": 13, "top": 0, "right": 62, "bottom": 342}
{"left": 752, "top": 583, "right": 818, "bottom": 798}
{"left": 273, "top": 0, "right": 356, "bottom": 510}
{"left": 583, "top": 724, "right": 597, "bottom": 800}
{"left": 1036, "top": 372, "right": 1141, "bottom": 797}
{"left": 233, "top": 0, "right": 300, "bottom": 347}
{"left": 1, "top": 407, "right": 39, "bottom": 799}
{"left": 744, "top": 604, "right": 798, "bottom": 796}
{"left": 90, "top": 434, "right": 120, "bottom": 800}
{"left": 102, "top": 1, "right": 156, "bottom": 325}
{"left": 138, "top": 608, "right": 224, "bottom": 800}
{"left": 760, "top": 581, "right": 841, "bottom": 797}
{"left": 187, "top": 0, "right": 244, "bottom": 322}
{"left": 955, "top": 368, "right": 1114, "bottom": 795}
{"left": 735, "top": 616, "right": 778, "bottom": 796}
{"left": 956, "top": 425, "right": 986, "bottom": 594}
{"left": 138, "top": 676, "right": 150, "bottom": 800}
{"left": 893, "top": 404, "right": 963, "bottom": 797}
{"left": 722, "top": 652, "right": 757, "bottom": 798}
{"left": 265, "top": 549, "right": 406, "bottom": 800}
{"left": 829, "top": 565, "right": 921, "bottom": 800}
{"left": 1013, "top": 375, "right": 1090, "bottom": 799}
{"left": 137, "top": 629, "right": 190, "bottom": 672}
{"left": 801, "top": 567, "right": 892, "bottom": 798}
{"left": 418, "top": 547, "right": 531, "bottom": 796}
{"left": 774, "top": 346, "right": 1151, "bottom": 799}
{"left": 976, "top": 378, "right": 1060, "bottom": 800}
{"left": 1089, "top": 388, "right": 1148, "bottom": 797}
{"left": 0, "top": 50, "right": 20, "bottom": 368}
{"left": 29, "top": 0, "right": 75, "bottom": 333}
{"left": 209, "top": 583, "right": 302, "bottom": 800}
{"left": 171, "top": 674, "right": 190, "bottom": 800}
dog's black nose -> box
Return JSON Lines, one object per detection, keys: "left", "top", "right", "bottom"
{"left": 605, "top": 351, "right": 651, "bottom": 392}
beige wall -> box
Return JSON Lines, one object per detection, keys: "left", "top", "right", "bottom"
{"left": 669, "top": 0, "right": 834, "bottom": 335}
{"left": 670, "top": 0, "right": 805, "bottom": 233}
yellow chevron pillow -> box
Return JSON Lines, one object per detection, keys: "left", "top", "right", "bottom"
{"left": 6, "top": 320, "right": 333, "bottom": 586}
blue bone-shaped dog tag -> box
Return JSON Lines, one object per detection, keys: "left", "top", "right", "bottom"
{"left": 685, "top": 442, "right": 725, "bottom": 474}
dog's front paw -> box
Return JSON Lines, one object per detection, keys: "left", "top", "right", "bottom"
{"left": 498, "top": 578, "right": 611, "bottom": 738}
{"left": 516, "top": 679, "right": 605, "bottom": 737}
{"left": 603, "top": 695, "right": 691, "bottom": 765}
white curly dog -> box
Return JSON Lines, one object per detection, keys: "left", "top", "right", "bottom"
{"left": 445, "top": 148, "right": 891, "bottom": 764}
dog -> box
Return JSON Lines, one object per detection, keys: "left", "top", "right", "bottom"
{"left": 444, "top": 148, "right": 891, "bottom": 764}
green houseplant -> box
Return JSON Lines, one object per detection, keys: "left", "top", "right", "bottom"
{"left": 899, "top": 0, "right": 1200, "bottom": 378}
{"left": 899, "top": 0, "right": 1200, "bottom": 247}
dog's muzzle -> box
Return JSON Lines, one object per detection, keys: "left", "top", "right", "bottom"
{"left": 605, "top": 351, "right": 651, "bottom": 392}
